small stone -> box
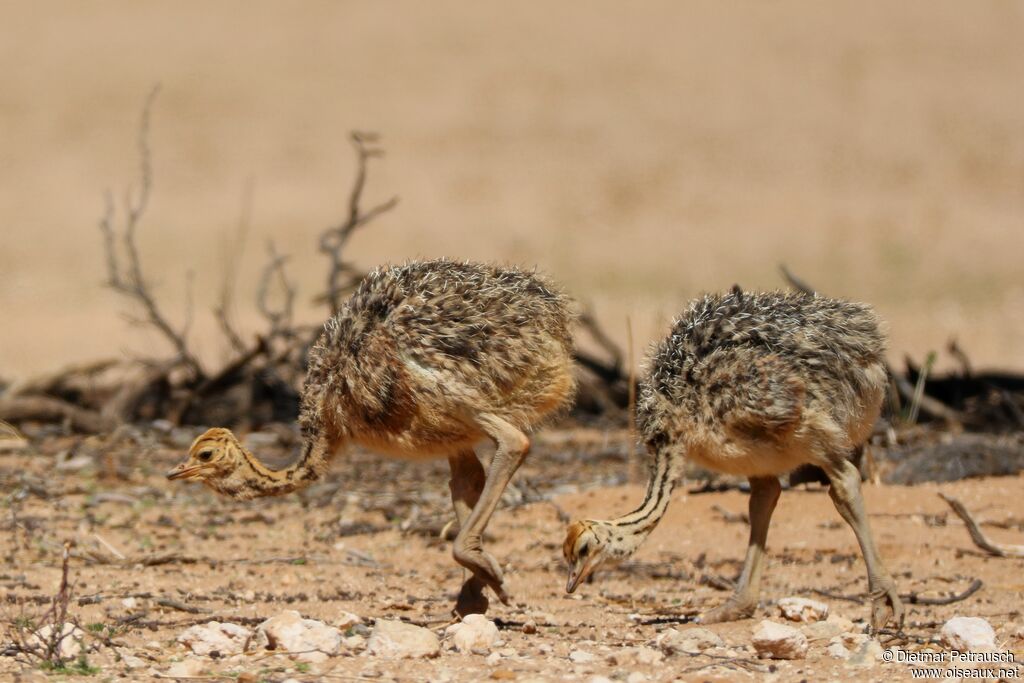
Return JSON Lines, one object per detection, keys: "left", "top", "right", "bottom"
{"left": 657, "top": 626, "right": 724, "bottom": 655}
{"left": 522, "top": 620, "right": 538, "bottom": 635}
{"left": 122, "top": 655, "right": 147, "bottom": 669}
{"left": 751, "top": 620, "right": 808, "bottom": 660}
{"left": 446, "top": 614, "right": 500, "bottom": 653}
{"left": 253, "top": 611, "right": 343, "bottom": 663}
{"left": 802, "top": 620, "right": 844, "bottom": 641}
{"left": 121, "top": 597, "right": 138, "bottom": 609}
{"left": 335, "top": 610, "right": 362, "bottom": 631}
{"left": 165, "top": 659, "right": 206, "bottom": 677}
{"left": 940, "top": 616, "right": 996, "bottom": 652}
{"left": 826, "top": 638, "right": 850, "bottom": 660}
{"left": 569, "top": 649, "right": 597, "bottom": 663}
{"left": 847, "top": 639, "right": 883, "bottom": 668}
{"left": 626, "top": 673, "right": 647, "bottom": 683}
{"left": 178, "top": 621, "right": 252, "bottom": 656}
{"left": 485, "top": 651, "right": 501, "bottom": 666}
{"left": 586, "top": 677, "right": 614, "bottom": 683}
{"left": 367, "top": 619, "right": 440, "bottom": 659}
{"left": 343, "top": 634, "right": 366, "bottom": 651}
{"left": 777, "top": 597, "right": 829, "bottom": 623}
{"left": 241, "top": 590, "right": 256, "bottom": 602}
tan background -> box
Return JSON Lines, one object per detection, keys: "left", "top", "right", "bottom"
{"left": 3, "top": 1, "right": 1023, "bottom": 378}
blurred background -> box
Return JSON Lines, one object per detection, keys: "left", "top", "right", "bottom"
{"left": 3, "top": 1, "right": 1023, "bottom": 379}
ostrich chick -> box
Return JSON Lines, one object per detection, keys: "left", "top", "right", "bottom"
{"left": 167, "top": 260, "right": 576, "bottom": 616}
{"left": 563, "top": 288, "right": 903, "bottom": 631}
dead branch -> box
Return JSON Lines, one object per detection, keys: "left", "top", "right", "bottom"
{"left": 948, "top": 338, "right": 974, "bottom": 377}
{"left": 256, "top": 240, "right": 295, "bottom": 341}
{"left": 0, "top": 396, "right": 113, "bottom": 433}
{"left": 215, "top": 178, "right": 255, "bottom": 355}
{"left": 99, "top": 85, "right": 203, "bottom": 378}
{"left": 320, "top": 131, "right": 399, "bottom": 315}
{"left": 939, "top": 493, "right": 1024, "bottom": 557}
{"left": 905, "top": 578, "right": 983, "bottom": 605}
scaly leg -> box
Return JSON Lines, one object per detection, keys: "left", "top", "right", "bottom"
{"left": 452, "top": 414, "right": 530, "bottom": 605}
{"left": 447, "top": 450, "right": 489, "bottom": 617}
{"left": 823, "top": 457, "right": 904, "bottom": 632}
{"left": 702, "top": 476, "right": 781, "bottom": 623}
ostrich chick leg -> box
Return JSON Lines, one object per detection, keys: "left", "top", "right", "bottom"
{"left": 702, "top": 476, "right": 781, "bottom": 623}
{"left": 447, "top": 450, "right": 489, "bottom": 617}
{"left": 824, "top": 458, "right": 904, "bottom": 632}
{"left": 452, "top": 414, "right": 530, "bottom": 605}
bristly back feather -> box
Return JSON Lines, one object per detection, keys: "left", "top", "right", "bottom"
{"left": 637, "top": 289, "right": 886, "bottom": 453}
{"left": 299, "top": 259, "right": 577, "bottom": 448}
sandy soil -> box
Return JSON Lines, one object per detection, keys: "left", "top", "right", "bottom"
{"left": 2, "top": 428, "right": 1022, "bottom": 681}
{"left": 3, "top": 2, "right": 1024, "bottom": 379}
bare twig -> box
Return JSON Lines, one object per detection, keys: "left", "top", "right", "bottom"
{"left": 256, "top": 240, "right": 295, "bottom": 340}
{"left": 99, "top": 85, "right": 203, "bottom": 378}
{"left": 939, "top": 493, "right": 1024, "bottom": 558}
{"left": 905, "top": 578, "right": 983, "bottom": 605}
{"left": 215, "top": 178, "right": 255, "bottom": 355}
{"left": 948, "top": 338, "right": 973, "bottom": 378}
{"left": 320, "top": 131, "right": 399, "bottom": 315}
{"left": 907, "top": 351, "right": 936, "bottom": 425}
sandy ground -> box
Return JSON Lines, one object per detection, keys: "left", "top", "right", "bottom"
{"left": 2, "top": 428, "right": 1023, "bottom": 681}
{"left": 3, "top": 2, "right": 1024, "bottom": 379}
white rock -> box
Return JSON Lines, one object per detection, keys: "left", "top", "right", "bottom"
{"left": 940, "top": 617, "right": 996, "bottom": 652}
{"left": 569, "top": 649, "right": 597, "bottom": 663}
{"left": 165, "top": 659, "right": 205, "bottom": 677}
{"left": 178, "top": 621, "right": 251, "bottom": 656}
{"left": 445, "top": 614, "right": 499, "bottom": 653}
{"left": 334, "top": 610, "right": 362, "bottom": 631}
{"left": 777, "top": 597, "right": 829, "bottom": 623}
{"left": 826, "top": 639, "right": 850, "bottom": 659}
{"left": 751, "top": 620, "right": 808, "bottom": 660}
{"left": 253, "top": 611, "right": 343, "bottom": 663}
{"left": 485, "top": 651, "right": 501, "bottom": 666}
{"left": 847, "top": 639, "right": 883, "bottom": 668}
{"left": 657, "top": 626, "right": 724, "bottom": 654}
{"left": 586, "top": 677, "right": 614, "bottom": 683}
{"left": 802, "top": 620, "right": 844, "bottom": 641}
{"left": 343, "top": 634, "right": 366, "bottom": 651}
{"left": 28, "top": 623, "right": 84, "bottom": 659}
{"left": 626, "top": 673, "right": 647, "bottom": 683}
{"left": 367, "top": 620, "right": 440, "bottom": 659}
{"left": 121, "top": 597, "right": 138, "bottom": 609}
{"left": 121, "top": 655, "right": 147, "bottom": 669}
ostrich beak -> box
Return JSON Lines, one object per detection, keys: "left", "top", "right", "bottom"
{"left": 166, "top": 462, "right": 211, "bottom": 481}
{"left": 566, "top": 562, "right": 592, "bottom": 594}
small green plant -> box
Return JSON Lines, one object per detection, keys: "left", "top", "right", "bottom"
{"left": 295, "top": 662, "right": 311, "bottom": 673}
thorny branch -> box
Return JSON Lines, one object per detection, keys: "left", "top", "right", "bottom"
{"left": 320, "top": 131, "right": 399, "bottom": 315}
{"left": 98, "top": 85, "right": 203, "bottom": 379}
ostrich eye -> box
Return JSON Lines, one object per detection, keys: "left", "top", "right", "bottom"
{"left": 197, "top": 450, "right": 214, "bottom": 462}
{"left": 579, "top": 543, "right": 590, "bottom": 558}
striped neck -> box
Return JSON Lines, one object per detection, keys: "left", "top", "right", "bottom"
{"left": 214, "top": 434, "right": 335, "bottom": 499}
{"left": 601, "top": 444, "right": 683, "bottom": 557}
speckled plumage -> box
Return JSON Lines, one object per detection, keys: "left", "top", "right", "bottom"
{"left": 564, "top": 288, "right": 902, "bottom": 631}
{"left": 169, "top": 259, "right": 577, "bottom": 616}
{"left": 637, "top": 288, "right": 887, "bottom": 476}
{"left": 301, "top": 259, "right": 577, "bottom": 457}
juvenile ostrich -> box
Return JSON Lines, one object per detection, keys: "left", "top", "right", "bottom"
{"left": 167, "top": 260, "right": 576, "bottom": 616}
{"left": 563, "top": 288, "right": 903, "bottom": 631}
